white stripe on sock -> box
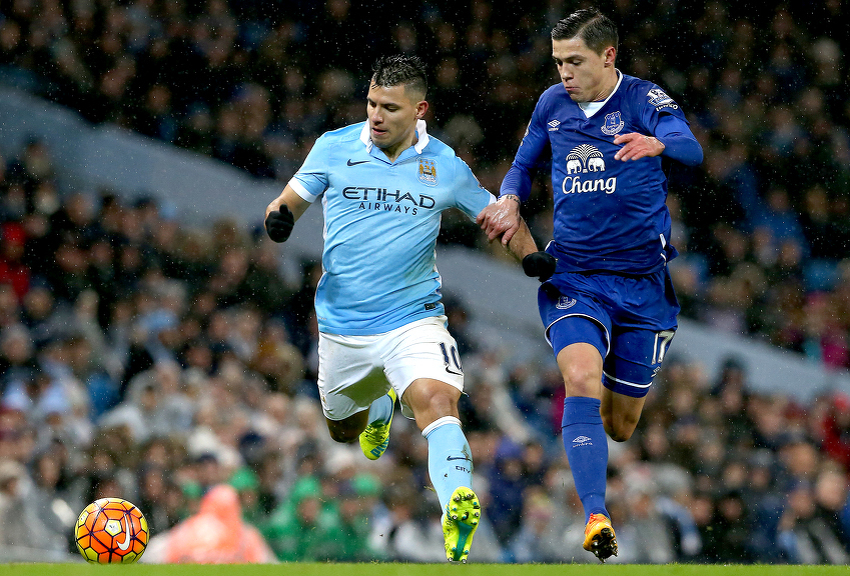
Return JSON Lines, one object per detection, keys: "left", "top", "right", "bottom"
{"left": 421, "top": 415, "right": 462, "bottom": 438}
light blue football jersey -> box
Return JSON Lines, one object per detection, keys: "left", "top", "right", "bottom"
{"left": 288, "top": 120, "right": 494, "bottom": 335}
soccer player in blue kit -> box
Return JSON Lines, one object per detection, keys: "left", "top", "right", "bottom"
{"left": 478, "top": 8, "right": 704, "bottom": 562}
{"left": 264, "top": 54, "right": 538, "bottom": 562}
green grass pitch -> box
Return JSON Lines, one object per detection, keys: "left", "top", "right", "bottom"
{"left": 4, "top": 564, "right": 850, "bottom": 576}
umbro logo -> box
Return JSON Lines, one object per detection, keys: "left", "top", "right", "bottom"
{"left": 573, "top": 436, "right": 592, "bottom": 445}
{"left": 347, "top": 159, "right": 369, "bottom": 166}
{"left": 548, "top": 119, "right": 561, "bottom": 131}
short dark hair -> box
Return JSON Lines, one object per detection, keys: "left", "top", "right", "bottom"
{"left": 371, "top": 55, "right": 428, "bottom": 98}
{"left": 551, "top": 8, "right": 618, "bottom": 54}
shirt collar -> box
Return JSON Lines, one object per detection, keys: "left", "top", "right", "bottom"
{"left": 413, "top": 119, "right": 430, "bottom": 153}
{"left": 359, "top": 119, "right": 430, "bottom": 155}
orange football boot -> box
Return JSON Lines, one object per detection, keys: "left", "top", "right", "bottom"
{"left": 583, "top": 513, "right": 618, "bottom": 562}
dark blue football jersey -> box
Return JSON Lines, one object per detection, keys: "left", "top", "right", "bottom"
{"left": 505, "top": 72, "right": 696, "bottom": 275}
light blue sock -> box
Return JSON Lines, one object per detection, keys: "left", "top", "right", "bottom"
{"left": 424, "top": 417, "right": 472, "bottom": 510}
{"left": 367, "top": 392, "right": 394, "bottom": 425}
{"left": 562, "top": 397, "right": 609, "bottom": 522}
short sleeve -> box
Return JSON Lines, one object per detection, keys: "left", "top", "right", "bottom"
{"left": 452, "top": 157, "right": 495, "bottom": 220}
{"left": 288, "top": 134, "right": 332, "bottom": 202}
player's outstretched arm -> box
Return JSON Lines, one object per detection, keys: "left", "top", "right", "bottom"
{"left": 504, "top": 217, "right": 537, "bottom": 260}
{"left": 506, "top": 218, "right": 557, "bottom": 282}
{"left": 476, "top": 194, "right": 522, "bottom": 245}
{"left": 613, "top": 115, "right": 703, "bottom": 166}
{"left": 264, "top": 185, "right": 310, "bottom": 243}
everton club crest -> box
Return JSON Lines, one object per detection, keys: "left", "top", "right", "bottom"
{"left": 601, "top": 111, "right": 624, "bottom": 136}
{"left": 418, "top": 158, "right": 438, "bottom": 186}
{"left": 556, "top": 296, "right": 577, "bottom": 309}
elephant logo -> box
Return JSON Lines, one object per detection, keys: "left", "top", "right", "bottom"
{"left": 588, "top": 157, "right": 605, "bottom": 171}
{"left": 564, "top": 144, "right": 605, "bottom": 174}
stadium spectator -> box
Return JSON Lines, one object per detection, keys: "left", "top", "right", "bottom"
{"left": 821, "top": 394, "right": 850, "bottom": 466}
{"left": 506, "top": 484, "right": 579, "bottom": 563}
{"left": 0, "top": 457, "right": 67, "bottom": 557}
{"left": 777, "top": 480, "right": 850, "bottom": 564}
{"left": 368, "top": 478, "right": 446, "bottom": 562}
{"left": 143, "top": 483, "right": 276, "bottom": 563}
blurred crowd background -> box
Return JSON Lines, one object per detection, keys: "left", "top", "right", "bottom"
{"left": 1, "top": 0, "right": 850, "bottom": 565}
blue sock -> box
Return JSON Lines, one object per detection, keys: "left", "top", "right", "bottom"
{"left": 562, "top": 397, "right": 609, "bottom": 522}
{"left": 424, "top": 417, "right": 473, "bottom": 510}
{"left": 367, "top": 392, "right": 393, "bottom": 425}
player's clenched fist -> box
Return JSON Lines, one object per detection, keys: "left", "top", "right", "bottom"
{"left": 265, "top": 204, "right": 295, "bottom": 242}
{"left": 522, "top": 251, "right": 557, "bottom": 281}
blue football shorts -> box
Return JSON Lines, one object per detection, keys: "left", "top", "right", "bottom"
{"left": 538, "top": 267, "right": 680, "bottom": 398}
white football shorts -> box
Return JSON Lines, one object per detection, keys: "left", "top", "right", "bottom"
{"left": 317, "top": 315, "right": 465, "bottom": 421}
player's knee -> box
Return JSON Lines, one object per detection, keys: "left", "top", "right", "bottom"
{"left": 562, "top": 364, "right": 601, "bottom": 396}
{"left": 327, "top": 423, "right": 359, "bottom": 444}
{"left": 602, "top": 414, "right": 638, "bottom": 442}
{"left": 607, "top": 426, "right": 633, "bottom": 443}
{"left": 421, "top": 390, "right": 457, "bottom": 418}
{"left": 406, "top": 379, "right": 460, "bottom": 417}
{"left": 328, "top": 429, "right": 357, "bottom": 444}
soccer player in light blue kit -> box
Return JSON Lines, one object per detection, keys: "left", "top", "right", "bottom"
{"left": 478, "top": 9, "right": 704, "bottom": 562}
{"left": 264, "top": 55, "right": 537, "bottom": 563}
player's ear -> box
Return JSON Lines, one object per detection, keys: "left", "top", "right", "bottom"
{"left": 603, "top": 46, "right": 616, "bottom": 67}
{"left": 415, "top": 100, "right": 429, "bottom": 120}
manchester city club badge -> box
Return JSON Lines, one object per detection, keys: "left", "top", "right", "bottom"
{"left": 418, "top": 158, "right": 438, "bottom": 186}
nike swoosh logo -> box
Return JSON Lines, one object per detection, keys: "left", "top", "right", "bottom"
{"left": 347, "top": 159, "right": 369, "bottom": 166}
{"left": 446, "top": 456, "right": 471, "bottom": 461}
{"left": 116, "top": 515, "right": 132, "bottom": 551}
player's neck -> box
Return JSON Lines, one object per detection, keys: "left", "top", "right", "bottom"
{"left": 381, "top": 134, "right": 418, "bottom": 162}
{"left": 590, "top": 69, "right": 619, "bottom": 102}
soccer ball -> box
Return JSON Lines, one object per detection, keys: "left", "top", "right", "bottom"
{"left": 74, "top": 498, "right": 149, "bottom": 563}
